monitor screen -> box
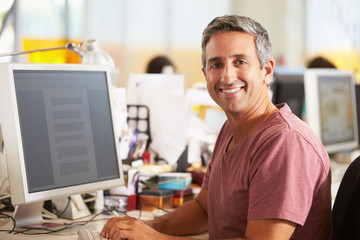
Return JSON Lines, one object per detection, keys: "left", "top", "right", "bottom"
{"left": 271, "top": 67, "right": 305, "bottom": 119}
{"left": 304, "top": 69, "right": 358, "bottom": 154}
{"left": 0, "top": 63, "right": 124, "bottom": 226}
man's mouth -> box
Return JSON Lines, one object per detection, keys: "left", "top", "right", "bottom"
{"left": 221, "top": 87, "right": 241, "bottom": 93}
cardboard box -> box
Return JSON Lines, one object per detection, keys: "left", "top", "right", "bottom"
{"left": 138, "top": 189, "right": 174, "bottom": 211}
{"left": 173, "top": 188, "right": 194, "bottom": 207}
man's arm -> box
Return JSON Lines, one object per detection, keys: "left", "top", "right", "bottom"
{"left": 100, "top": 188, "right": 208, "bottom": 240}
{"left": 218, "top": 219, "right": 296, "bottom": 240}
{"left": 147, "top": 188, "right": 208, "bottom": 236}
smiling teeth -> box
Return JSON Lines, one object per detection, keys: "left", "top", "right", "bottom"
{"left": 222, "top": 87, "right": 241, "bottom": 93}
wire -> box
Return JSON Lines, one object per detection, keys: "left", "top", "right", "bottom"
{"left": 13, "top": 225, "right": 70, "bottom": 235}
{"left": 0, "top": 196, "right": 13, "bottom": 212}
{"left": 57, "top": 196, "right": 71, "bottom": 218}
{"left": 0, "top": 213, "right": 16, "bottom": 233}
{"left": 0, "top": 203, "right": 170, "bottom": 236}
{"left": 9, "top": 209, "right": 127, "bottom": 236}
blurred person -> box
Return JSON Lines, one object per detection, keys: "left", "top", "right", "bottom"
{"left": 146, "top": 55, "right": 176, "bottom": 74}
{"left": 307, "top": 56, "right": 336, "bottom": 69}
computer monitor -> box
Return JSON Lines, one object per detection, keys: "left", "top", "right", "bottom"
{"left": 304, "top": 69, "right": 358, "bottom": 154}
{"left": 0, "top": 63, "right": 125, "bottom": 226}
{"left": 271, "top": 67, "right": 305, "bottom": 118}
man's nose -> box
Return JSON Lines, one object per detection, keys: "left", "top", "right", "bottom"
{"left": 222, "top": 64, "right": 237, "bottom": 84}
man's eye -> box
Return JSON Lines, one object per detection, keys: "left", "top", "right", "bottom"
{"left": 210, "top": 63, "right": 221, "bottom": 69}
{"left": 235, "top": 60, "right": 246, "bottom": 65}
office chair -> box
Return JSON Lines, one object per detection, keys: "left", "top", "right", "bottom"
{"left": 332, "top": 155, "right": 360, "bottom": 240}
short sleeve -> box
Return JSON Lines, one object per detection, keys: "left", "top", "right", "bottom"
{"left": 247, "top": 129, "right": 326, "bottom": 225}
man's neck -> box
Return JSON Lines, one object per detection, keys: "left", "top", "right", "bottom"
{"left": 227, "top": 102, "right": 278, "bottom": 148}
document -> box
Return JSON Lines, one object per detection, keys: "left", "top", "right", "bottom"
{"left": 44, "top": 89, "right": 98, "bottom": 186}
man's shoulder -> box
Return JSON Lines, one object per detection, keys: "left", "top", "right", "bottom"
{"left": 263, "top": 105, "right": 312, "bottom": 136}
{"left": 259, "top": 109, "right": 305, "bottom": 136}
{"left": 255, "top": 108, "right": 330, "bottom": 168}
{"left": 255, "top": 109, "right": 327, "bottom": 154}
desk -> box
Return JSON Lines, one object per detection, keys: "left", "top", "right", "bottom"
{"left": 0, "top": 210, "right": 208, "bottom": 239}
{"left": 0, "top": 211, "right": 127, "bottom": 240}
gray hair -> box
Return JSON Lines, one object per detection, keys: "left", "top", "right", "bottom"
{"left": 201, "top": 15, "right": 272, "bottom": 70}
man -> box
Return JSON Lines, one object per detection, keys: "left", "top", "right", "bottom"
{"left": 101, "top": 15, "right": 332, "bottom": 240}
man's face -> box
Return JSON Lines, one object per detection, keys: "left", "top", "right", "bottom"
{"left": 203, "top": 31, "right": 271, "bottom": 118}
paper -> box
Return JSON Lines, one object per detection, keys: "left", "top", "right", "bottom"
{"left": 43, "top": 89, "right": 99, "bottom": 187}
{"left": 134, "top": 88, "right": 188, "bottom": 165}
{"left": 150, "top": 129, "right": 186, "bottom": 165}
{"left": 112, "top": 87, "right": 128, "bottom": 138}
{"left": 125, "top": 73, "right": 190, "bottom": 165}
{"left": 127, "top": 73, "right": 185, "bottom": 104}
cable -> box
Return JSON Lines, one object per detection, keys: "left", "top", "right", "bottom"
{"left": 0, "top": 213, "right": 16, "bottom": 233}
{"left": 9, "top": 209, "right": 127, "bottom": 236}
{"left": 102, "top": 207, "right": 127, "bottom": 218}
{"left": 0, "top": 200, "right": 172, "bottom": 236}
{"left": 56, "top": 196, "right": 71, "bottom": 218}
{"left": 0, "top": 196, "right": 13, "bottom": 212}
{"left": 0, "top": 200, "right": 170, "bottom": 235}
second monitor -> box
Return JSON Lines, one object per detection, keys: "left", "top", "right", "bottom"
{"left": 304, "top": 69, "right": 359, "bottom": 154}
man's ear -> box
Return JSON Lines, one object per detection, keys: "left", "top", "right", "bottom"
{"left": 263, "top": 58, "right": 275, "bottom": 85}
{"left": 202, "top": 67, "right": 206, "bottom": 77}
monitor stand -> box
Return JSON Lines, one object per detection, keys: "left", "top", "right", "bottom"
{"left": 13, "top": 201, "right": 57, "bottom": 227}
{"left": 13, "top": 194, "right": 91, "bottom": 227}
{"left": 52, "top": 194, "right": 91, "bottom": 220}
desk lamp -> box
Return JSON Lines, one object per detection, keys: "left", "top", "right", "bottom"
{"left": 0, "top": 39, "right": 119, "bottom": 85}
{"left": 0, "top": 42, "right": 83, "bottom": 58}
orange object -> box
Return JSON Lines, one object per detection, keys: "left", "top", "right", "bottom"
{"left": 22, "top": 38, "right": 82, "bottom": 63}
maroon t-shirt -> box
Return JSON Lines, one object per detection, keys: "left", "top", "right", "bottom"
{"left": 202, "top": 104, "right": 332, "bottom": 240}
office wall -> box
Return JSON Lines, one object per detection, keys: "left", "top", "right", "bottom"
{"left": 14, "top": 0, "right": 306, "bottom": 88}
{"left": 231, "top": 0, "right": 305, "bottom": 67}
{"left": 306, "top": 0, "right": 360, "bottom": 81}
{"left": 82, "top": 0, "right": 305, "bottom": 88}
{"left": 82, "top": 0, "right": 233, "bottom": 88}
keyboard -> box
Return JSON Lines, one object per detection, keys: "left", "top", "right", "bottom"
{"left": 77, "top": 229, "right": 107, "bottom": 240}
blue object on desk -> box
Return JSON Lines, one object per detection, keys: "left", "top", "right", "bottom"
{"left": 158, "top": 172, "right": 192, "bottom": 190}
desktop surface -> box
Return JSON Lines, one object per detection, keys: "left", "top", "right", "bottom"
{"left": 0, "top": 210, "right": 149, "bottom": 240}
{"left": 0, "top": 210, "right": 209, "bottom": 239}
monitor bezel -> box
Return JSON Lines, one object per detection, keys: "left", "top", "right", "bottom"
{"left": 0, "top": 63, "right": 124, "bottom": 205}
{"left": 304, "top": 69, "right": 359, "bottom": 154}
